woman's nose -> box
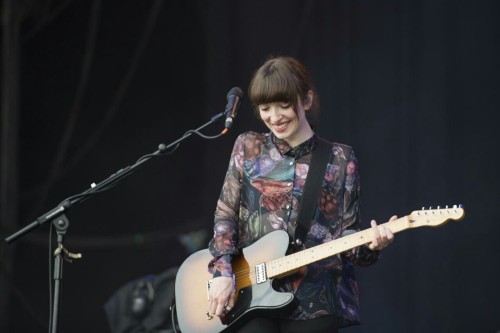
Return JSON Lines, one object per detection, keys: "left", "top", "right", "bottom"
{"left": 269, "top": 107, "right": 281, "bottom": 121}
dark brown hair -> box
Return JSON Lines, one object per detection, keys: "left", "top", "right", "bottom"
{"left": 248, "top": 56, "right": 319, "bottom": 124}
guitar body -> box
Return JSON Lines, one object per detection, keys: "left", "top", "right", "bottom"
{"left": 175, "top": 206, "right": 465, "bottom": 333}
{"left": 175, "top": 230, "right": 295, "bottom": 333}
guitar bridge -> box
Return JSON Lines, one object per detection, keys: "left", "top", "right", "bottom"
{"left": 256, "top": 263, "right": 267, "bottom": 283}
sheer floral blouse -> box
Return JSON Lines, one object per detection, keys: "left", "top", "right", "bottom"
{"left": 208, "top": 131, "right": 380, "bottom": 327}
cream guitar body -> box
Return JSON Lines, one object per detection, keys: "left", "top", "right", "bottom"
{"left": 175, "top": 206, "right": 465, "bottom": 333}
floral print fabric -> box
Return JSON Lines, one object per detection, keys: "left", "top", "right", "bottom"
{"left": 208, "top": 131, "right": 379, "bottom": 327}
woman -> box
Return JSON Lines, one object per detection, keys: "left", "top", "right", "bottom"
{"left": 207, "top": 56, "right": 394, "bottom": 333}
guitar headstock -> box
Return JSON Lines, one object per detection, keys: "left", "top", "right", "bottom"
{"left": 408, "top": 205, "right": 465, "bottom": 228}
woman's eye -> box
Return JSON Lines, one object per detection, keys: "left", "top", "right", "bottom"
{"left": 260, "top": 107, "right": 269, "bottom": 111}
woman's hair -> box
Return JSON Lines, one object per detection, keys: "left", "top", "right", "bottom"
{"left": 248, "top": 56, "right": 319, "bottom": 124}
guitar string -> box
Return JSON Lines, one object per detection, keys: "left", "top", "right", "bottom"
{"left": 231, "top": 240, "right": 353, "bottom": 282}
{"left": 228, "top": 213, "right": 459, "bottom": 284}
{"left": 232, "top": 225, "right": 407, "bottom": 281}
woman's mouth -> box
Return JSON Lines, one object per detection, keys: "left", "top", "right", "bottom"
{"left": 272, "top": 121, "right": 290, "bottom": 132}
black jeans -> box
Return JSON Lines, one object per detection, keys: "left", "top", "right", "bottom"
{"left": 236, "top": 316, "right": 339, "bottom": 333}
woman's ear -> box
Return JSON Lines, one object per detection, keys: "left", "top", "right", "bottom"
{"left": 305, "top": 90, "right": 313, "bottom": 110}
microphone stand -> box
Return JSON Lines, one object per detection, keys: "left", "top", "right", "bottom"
{"left": 4, "top": 110, "right": 229, "bottom": 333}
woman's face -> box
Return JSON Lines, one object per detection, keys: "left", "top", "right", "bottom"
{"left": 258, "top": 92, "right": 313, "bottom": 147}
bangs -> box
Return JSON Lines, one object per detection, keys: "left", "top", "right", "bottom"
{"left": 248, "top": 56, "right": 319, "bottom": 124}
{"left": 249, "top": 59, "right": 303, "bottom": 107}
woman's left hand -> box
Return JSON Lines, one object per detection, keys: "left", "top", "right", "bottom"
{"left": 367, "top": 215, "right": 396, "bottom": 251}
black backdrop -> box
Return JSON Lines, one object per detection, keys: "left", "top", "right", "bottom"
{"left": 2, "top": 0, "right": 499, "bottom": 332}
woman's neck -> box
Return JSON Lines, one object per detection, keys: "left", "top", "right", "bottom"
{"left": 286, "top": 123, "right": 314, "bottom": 147}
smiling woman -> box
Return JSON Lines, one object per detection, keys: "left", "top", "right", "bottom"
{"left": 198, "top": 56, "right": 395, "bottom": 333}
{"left": 248, "top": 56, "right": 320, "bottom": 128}
{"left": 249, "top": 57, "right": 316, "bottom": 147}
{"left": 256, "top": 95, "right": 313, "bottom": 147}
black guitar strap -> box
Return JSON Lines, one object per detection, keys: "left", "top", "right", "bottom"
{"left": 293, "top": 137, "right": 333, "bottom": 249}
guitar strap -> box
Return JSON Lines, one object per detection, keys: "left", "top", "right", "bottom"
{"left": 293, "top": 138, "right": 352, "bottom": 250}
{"left": 293, "top": 137, "right": 332, "bottom": 249}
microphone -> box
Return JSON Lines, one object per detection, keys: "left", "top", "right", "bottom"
{"left": 224, "top": 87, "right": 244, "bottom": 129}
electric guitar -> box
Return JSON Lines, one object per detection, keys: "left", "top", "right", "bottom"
{"left": 175, "top": 205, "right": 465, "bottom": 333}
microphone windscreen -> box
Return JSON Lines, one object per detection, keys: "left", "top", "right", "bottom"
{"left": 227, "top": 87, "right": 244, "bottom": 99}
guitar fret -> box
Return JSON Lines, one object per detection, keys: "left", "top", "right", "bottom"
{"left": 267, "top": 217, "right": 409, "bottom": 278}
{"left": 266, "top": 211, "right": 462, "bottom": 279}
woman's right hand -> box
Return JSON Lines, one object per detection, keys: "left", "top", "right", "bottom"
{"left": 208, "top": 276, "right": 235, "bottom": 317}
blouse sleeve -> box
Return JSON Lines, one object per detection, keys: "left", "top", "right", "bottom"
{"left": 207, "top": 133, "right": 245, "bottom": 277}
{"left": 341, "top": 150, "right": 381, "bottom": 266}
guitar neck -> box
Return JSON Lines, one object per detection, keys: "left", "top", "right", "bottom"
{"left": 266, "top": 216, "right": 410, "bottom": 279}
{"left": 263, "top": 205, "right": 465, "bottom": 279}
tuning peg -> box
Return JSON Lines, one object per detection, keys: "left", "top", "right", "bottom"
{"left": 437, "top": 206, "right": 440, "bottom": 209}
{"left": 422, "top": 207, "right": 425, "bottom": 210}
{"left": 459, "top": 204, "right": 463, "bottom": 208}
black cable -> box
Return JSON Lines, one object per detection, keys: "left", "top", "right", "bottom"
{"left": 171, "top": 301, "right": 179, "bottom": 333}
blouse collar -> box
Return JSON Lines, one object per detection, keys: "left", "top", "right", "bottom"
{"left": 270, "top": 132, "right": 318, "bottom": 159}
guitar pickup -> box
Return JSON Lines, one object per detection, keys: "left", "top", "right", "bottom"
{"left": 255, "top": 263, "right": 267, "bottom": 284}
